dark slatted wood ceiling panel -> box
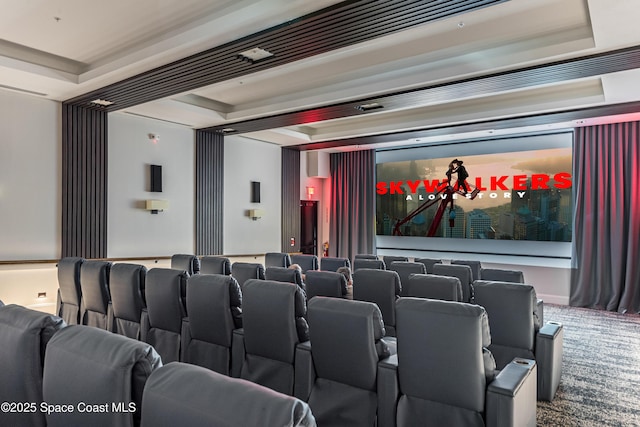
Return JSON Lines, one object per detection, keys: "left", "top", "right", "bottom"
{"left": 291, "top": 100, "right": 640, "bottom": 150}
{"left": 65, "top": 0, "right": 509, "bottom": 110}
{"left": 201, "top": 45, "right": 640, "bottom": 135}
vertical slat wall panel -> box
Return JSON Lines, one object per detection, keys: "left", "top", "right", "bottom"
{"left": 195, "top": 130, "right": 224, "bottom": 255}
{"left": 61, "top": 104, "right": 108, "bottom": 258}
{"left": 281, "top": 148, "right": 300, "bottom": 252}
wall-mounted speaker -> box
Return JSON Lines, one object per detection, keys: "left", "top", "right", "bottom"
{"left": 251, "top": 181, "right": 261, "bottom": 203}
{"left": 150, "top": 165, "right": 163, "bottom": 192}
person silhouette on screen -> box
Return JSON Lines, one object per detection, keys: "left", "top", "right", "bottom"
{"left": 452, "top": 159, "right": 469, "bottom": 195}
{"left": 445, "top": 161, "right": 455, "bottom": 186}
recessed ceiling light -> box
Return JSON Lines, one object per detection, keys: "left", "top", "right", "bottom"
{"left": 236, "top": 48, "right": 274, "bottom": 63}
{"left": 355, "top": 102, "right": 384, "bottom": 112}
{"left": 90, "top": 99, "right": 114, "bottom": 107}
{"left": 457, "top": 21, "right": 465, "bottom": 28}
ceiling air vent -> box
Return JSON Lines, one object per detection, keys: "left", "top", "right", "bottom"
{"left": 355, "top": 102, "right": 383, "bottom": 112}
{"left": 90, "top": 99, "right": 115, "bottom": 107}
{"left": 236, "top": 48, "right": 274, "bottom": 64}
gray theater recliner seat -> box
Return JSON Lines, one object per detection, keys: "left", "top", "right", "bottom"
{"left": 56, "top": 257, "right": 85, "bottom": 325}
{"left": 265, "top": 252, "right": 292, "bottom": 268}
{"left": 266, "top": 266, "right": 307, "bottom": 294}
{"left": 377, "top": 298, "right": 537, "bottom": 427}
{"left": 140, "top": 362, "right": 315, "bottom": 427}
{"left": 200, "top": 256, "right": 232, "bottom": 275}
{"left": 233, "top": 279, "right": 309, "bottom": 395}
{"left": 387, "top": 261, "right": 426, "bottom": 296}
{"left": 296, "top": 297, "right": 391, "bottom": 427}
{"left": 452, "top": 259, "right": 482, "bottom": 281}
{"left": 353, "top": 269, "right": 401, "bottom": 337}
{"left": 432, "top": 263, "right": 474, "bottom": 303}
{"left": 354, "top": 254, "right": 378, "bottom": 260}
{"left": 405, "top": 273, "right": 463, "bottom": 301}
{"left": 320, "top": 257, "right": 351, "bottom": 272}
{"left": 79, "top": 260, "right": 113, "bottom": 330}
{"left": 413, "top": 257, "right": 441, "bottom": 274}
{"left": 0, "top": 305, "right": 66, "bottom": 427}
{"left": 290, "top": 254, "right": 319, "bottom": 273}
{"left": 479, "top": 268, "right": 545, "bottom": 324}
{"left": 110, "top": 263, "right": 147, "bottom": 339}
{"left": 382, "top": 255, "right": 408, "bottom": 267}
{"left": 141, "top": 268, "right": 188, "bottom": 363}
{"left": 231, "top": 262, "right": 265, "bottom": 290}
{"left": 305, "top": 270, "right": 348, "bottom": 299}
{"left": 473, "top": 280, "right": 563, "bottom": 401}
{"left": 480, "top": 268, "right": 524, "bottom": 283}
{"left": 181, "top": 274, "right": 242, "bottom": 375}
{"left": 43, "top": 325, "right": 161, "bottom": 427}
{"left": 353, "top": 258, "right": 386, "bottom": 271}
{"left": 170, "top": 254, "right": 200, "bottom": 275}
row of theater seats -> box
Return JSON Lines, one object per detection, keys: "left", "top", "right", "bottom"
{"left": 336, "top": 255, "right": 546, "bottom": 344}
{"left": 0, "top": 304, "right": 314, "bottom": 427}
{"left": 233, "top": 254, "right": 562, "bottom": 403}
{"left": 56, "top": 254, "right": 563, "bottom": 402}
{"left": 170, "top": 252, "right": 311, "bottom": 274}
{"left": 346, "top": 267, "right": 563, "bottom": 402}
{"left": 1, "top": 293, "right": 539, "bottom": 427}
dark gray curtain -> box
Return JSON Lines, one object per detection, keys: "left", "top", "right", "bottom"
{"left": 570, "top": 122, "right": 640, "bottom": 313}
{"left": 62, "top": 104, "right": 108, "bottom": 258}
{"left": 195, "top": 130, "right": 224, "bottom": 256}
{"left": 281, "top": 148, "right": 301, "bottom": 253}
{"left": 329, "top": 150, "right": 376, "bottom": 259}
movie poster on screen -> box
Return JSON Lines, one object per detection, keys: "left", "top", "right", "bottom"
{"left": 375, "top": 147, "right": 572, "bottom": 242}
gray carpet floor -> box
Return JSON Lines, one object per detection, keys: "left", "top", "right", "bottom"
{"left": 536, "top": 304, "right": 640, "bottom": 426}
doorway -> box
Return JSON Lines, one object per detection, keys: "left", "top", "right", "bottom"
{"left": 300, "top": 201, "right": 318, "bottom": 255}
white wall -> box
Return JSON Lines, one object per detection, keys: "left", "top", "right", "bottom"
{"left": 108, "top": 113, "right": 195, "bottom": 257}
{"left": 224, "top": 136, "right": 281, "bottom": 254}
{"left": 0, "top": 90, "right": 60, "bottom": 261}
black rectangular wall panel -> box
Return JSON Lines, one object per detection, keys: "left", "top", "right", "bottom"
{"left": 251, "top": 181, "right": 261, "bottom": 203}
{"left": 281, "top": 148, "right": 300, "bottom": 252}
{"left": 61, "top": 104, "right": 108, "bottom": 258}
{"left": 196, "top": 130, "right": 224, "bottom": 255}
{"left": 150, "top": 164, "right": 163, "bottom": 192}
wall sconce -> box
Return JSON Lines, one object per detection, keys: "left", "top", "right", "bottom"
{"left": 248, "top": 209, "right": 264, "bottom": 221}
{"left": 146, "top": 199, "right": 169, "bottom": 214}
{"left": 306, "top": 186, "right": 315, "bottom": 200}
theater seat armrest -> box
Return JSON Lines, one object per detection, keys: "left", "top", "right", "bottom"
{"left": 107, "top": 302, "right": 114, "bottom": 332}
{"left": 231, "top": 328, "right": 245, "bottom": 378}
{"left": 381, "top": 336, "right": 397, "bottom": 356}
{"left": 180, "top": 318, "right": 191, "bottom": 362}
{"left": 377, "top": 354, "right": 398, "bottom": 427}
{"left": 486, "top": 358, "right": 537, "bottom": 427}
{"left": 140, "top": 308, "right": 150, "bottom": 343}
{"left": 535, "top": 299, "right": 544, "bottom": 330}
{"left": 536, "top": 321, "right": 563, "bottom": 401}
{"left": 538, "top": 321, "right": 561, "bottom": 339}
{"left": 56, "top": 289, "right": 62, "bottom": 317}
{"left": 294, "top": 341, "right": 314, "bottom": 401}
